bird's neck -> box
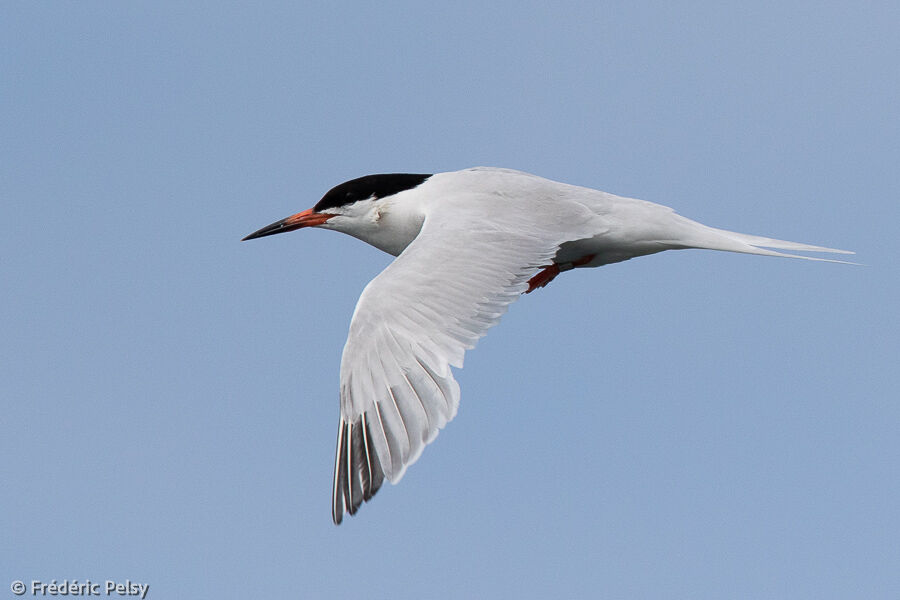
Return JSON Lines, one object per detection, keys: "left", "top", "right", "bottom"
{"left": 331, "top": 198, "right": 427, "bottom": 257}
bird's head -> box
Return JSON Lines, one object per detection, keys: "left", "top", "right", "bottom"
{"left": 242, "top": 173, "right": 432, "bottom": 255}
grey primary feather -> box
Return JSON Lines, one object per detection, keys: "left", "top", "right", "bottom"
{"left": 332, "top": 415, "right": 385, "bottom": 524}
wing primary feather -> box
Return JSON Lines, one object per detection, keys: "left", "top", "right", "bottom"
{"left": 332, "top": 413, "right": 387, "bottom": 525}
{"left": 331, "top": 420, "right": 348, "bottom": 525}
{"left": 350, "top": 420, "right": 367, "bottom": 513}
{"left": 372, "top": 398, "right": 402, "bottom": 479}
{"left": 387, "top": 329, "right": 438, "bottom": 440}
{"left": 364, "top": 414, "right": 385, "bottom": 497}
{"left": 346, "top": 420, "right": 362, "bottom": 514}
{"left": 359, "top": 412, "right": 372, "bottom": 498}
{"left": 386, "top": 385, "right": 413, "bottom": 458}
{"left": 414, "top": 356, "right": 453, "bottom": 417}
{"left": 384, "top": 325, "right": 435, "bottom": 433}
{"left": 342, "top": 421, "right": 352, "bottom": 513}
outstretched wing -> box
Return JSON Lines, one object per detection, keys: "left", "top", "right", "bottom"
{"left": 331, "top": 207, "right": 570, "bottom": 524}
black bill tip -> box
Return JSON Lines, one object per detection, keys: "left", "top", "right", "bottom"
{"left": 242, "top": 218, "right": 293, "bottom": 241}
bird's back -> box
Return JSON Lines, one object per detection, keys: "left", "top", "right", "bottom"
{"left": 429, "top": 168, "right": 852, "bottom": 267}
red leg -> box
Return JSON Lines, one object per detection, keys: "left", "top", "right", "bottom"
{"left": 526, "top": 264, "right": 560, "bottom": 293}
{"left": 525, "top": 255, "right": 596, "bottom": 294}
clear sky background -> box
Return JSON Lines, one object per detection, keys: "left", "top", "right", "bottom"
{"left": 2, "top": 2, "right": 898, "bottom": 599}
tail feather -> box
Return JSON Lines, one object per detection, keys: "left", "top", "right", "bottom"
{"left": 715, "top": 228, "right": 853, "bottom": 254}
{"left": 673, "top": 221, "right": 857, "bottom": 264}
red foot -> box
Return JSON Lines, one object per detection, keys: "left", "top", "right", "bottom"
{"left": 525, "top": 255, "right": 596, "bottom": 294}
{"left": 526, "top": 264, "right": 560, "bottom": 293}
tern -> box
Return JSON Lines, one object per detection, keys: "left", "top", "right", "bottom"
{"left": 242, "top": 167, "right": 852, "bottom": 524}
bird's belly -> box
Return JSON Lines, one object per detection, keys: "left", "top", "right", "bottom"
{"left": 554, "top": 235, "right": 670, "bottom": 268}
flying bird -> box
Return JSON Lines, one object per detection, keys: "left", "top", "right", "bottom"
{"left": 242, "top": 167, "right": 852, "bottom": 524}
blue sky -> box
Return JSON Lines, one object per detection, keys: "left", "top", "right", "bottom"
{"left": 2, "top": 2, "right": 898, "bottom": 598}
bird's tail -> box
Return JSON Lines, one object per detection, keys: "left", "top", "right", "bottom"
{"left": 671, "top": 218, "right": 856, "bottom": 264}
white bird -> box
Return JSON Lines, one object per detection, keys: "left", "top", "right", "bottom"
{"left": 242, "top": 167, "right": 852, "bottom": 524}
